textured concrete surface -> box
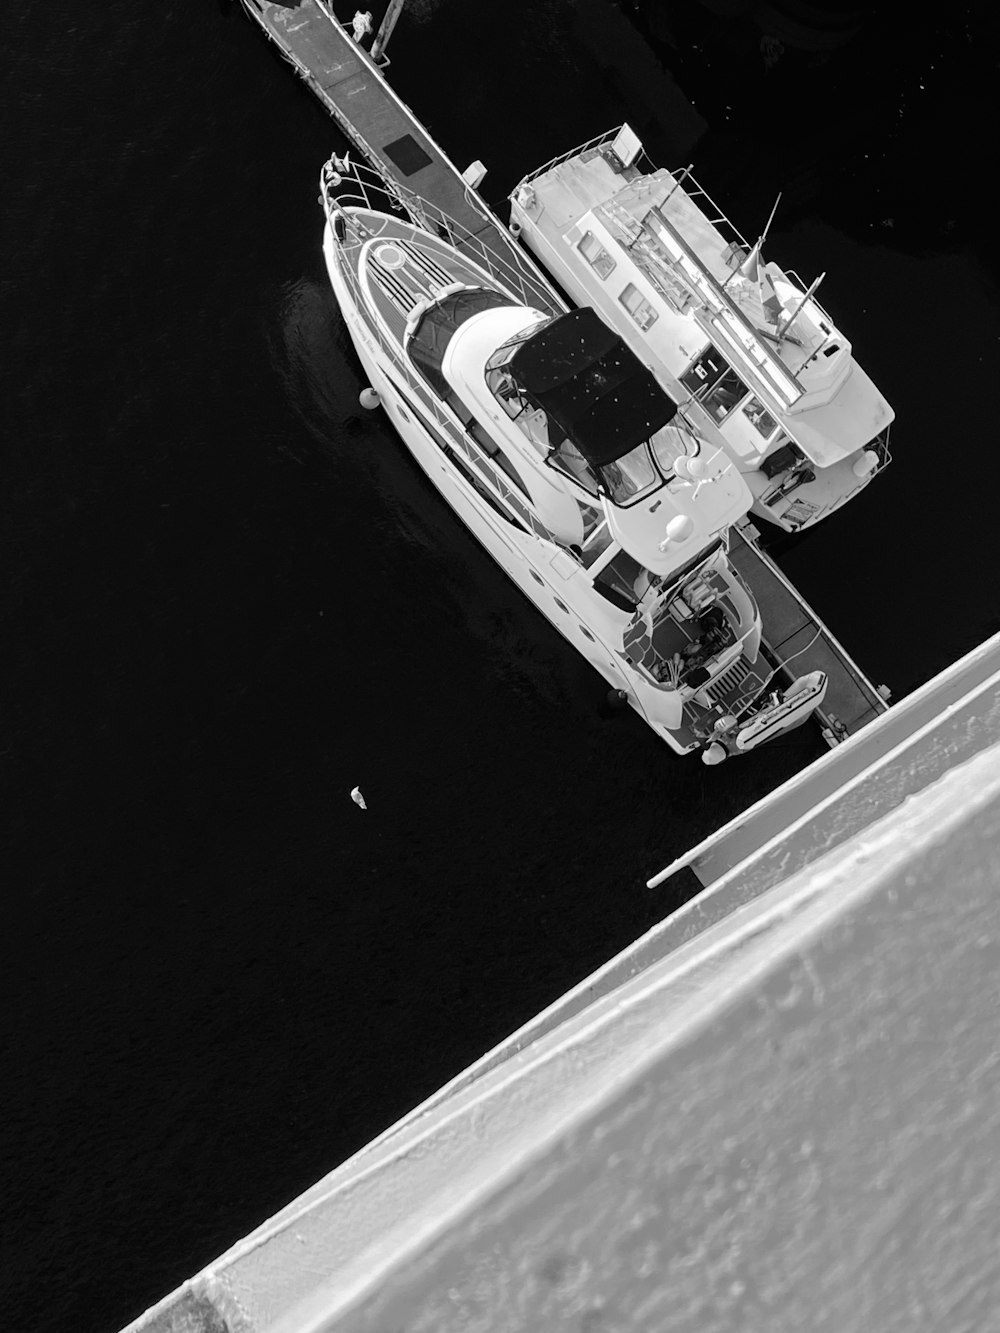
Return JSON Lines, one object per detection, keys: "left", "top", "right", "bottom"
{"left": 124, "top": 714, "right": 1000, "bottom": 1333}
{"left": 658, "top": 630, "right": 1000, "bottom": 888}
{"left": 122, "top": 739, "right": 1000, "bottom": 1333}
{"left": 342, "top": 635, "right": 1000, "bottom": 1162}
{"left": 323, "top": 743, "right": 1000, "bottom": 1333}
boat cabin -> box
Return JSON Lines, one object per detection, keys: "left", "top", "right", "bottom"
{"left": 509, "top": 127, "right": 896, "bottom": 527}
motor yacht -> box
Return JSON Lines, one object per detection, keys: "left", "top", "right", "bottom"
{"left": 319, "top": 156, "right": 817, "bottom": 758}
{"left": 509, "top": 125, "right": 894, "bottom": 532}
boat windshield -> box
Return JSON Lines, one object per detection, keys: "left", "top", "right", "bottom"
{"left": 599, "top": 444, "right": 659, "bottom": 504}
{"left": 486, "top": 366, "right": 532, "bottom": 421}
{"left": 485, "top": 315, "right": 556, "bottom": 370}
{"left": 598, "top": 423, "right": 693, "bottom": 506}
{"left": 548, "top": 437, "right": 600, "bottom": 497}
{"left": 485, "top": 316, "right": 559, "bottom": 422}
{"left": 505, "top": 306, "right": 679, "bottom": 470}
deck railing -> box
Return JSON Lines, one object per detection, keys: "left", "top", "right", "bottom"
{"left": 517, "top": 126, "right": 632, "bottom": 187}
{"left": 321, "top": 157, "right": 562, "bottom": 317}
{"left": 517, "top": 124, "right": 758, "bottom": 266}
{"left": 760, "top": 422, "right": 893, "bottom": 528}
{"left": 513, "top": 128, "right": 832, "bottom": 411}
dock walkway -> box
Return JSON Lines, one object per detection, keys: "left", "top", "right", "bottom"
{"left": 241, "top": 0, "right": 562, "bottom": 302}
{"left": 239, "top": 0, "right": 889, "bottom": 742}
{"left": 729, "top": 523, "right": 887, "bottom": 738}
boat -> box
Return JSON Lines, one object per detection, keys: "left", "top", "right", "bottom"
{"left": 700, "top": 669, "right": 829, "bottom": 765}
{"left": 508, "top": 125, "right": 894, "bottom": 532}
{"left": 318, "top": 155, "right": 823, "bottom": 758}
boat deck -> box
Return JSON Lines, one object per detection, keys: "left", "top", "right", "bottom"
{"left": 336, "top": 212, "right": 506, "bottom": 339}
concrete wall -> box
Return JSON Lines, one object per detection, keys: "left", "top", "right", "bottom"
{"left": 132, "top": 736, "right": 1000, "bottom": 1333}
{"left": 336, "top": 632, "right": 1000, "bottom": 1163}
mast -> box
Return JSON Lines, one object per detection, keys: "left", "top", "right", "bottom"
{"left": 776, "top": 272, "right": 826, "bottom": 340}
{"left": 723, "top": 191, "right": 782, "bottom": 290}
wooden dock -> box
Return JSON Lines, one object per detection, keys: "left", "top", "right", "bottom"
{"left": 728, "top": 523, "right": 887, "bottom": 738}
{"left": 238, "top": 0, "right": 890, "bottom": 742}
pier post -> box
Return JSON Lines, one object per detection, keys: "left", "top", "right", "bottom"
{"left": 372, "top": 0, "right": 405, "bottom": 63}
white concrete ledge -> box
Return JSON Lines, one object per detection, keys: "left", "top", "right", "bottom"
{"left": 125, "top": 737, "right": 1000, "bottom": 1332}
{"left": 649, "top": 629, "right": 1000, "bottom": 889}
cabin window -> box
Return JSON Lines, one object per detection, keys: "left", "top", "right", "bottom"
{"left": 740, "top": 396, "right": 779, "bottom": 440}
{"left": 445, "top": 389, "right": 472, "bottom": 426}
{"left": 455, "top": 428, "right": 549, "bottom": 536}
{"left": 406, "top": 384, "right": 545, "bottom": 536}
{"left": 406, "top": 401, "right": 527, "bottom": 534}
{"left": 680, "top": 344, "right": 728, "bottom": 396}
{"left": 450, "top": 394, "right": 533, "bottom": 496}
{"left": 619, "top": 282, "right": 658, "bottom": 330}
{"left": 577, "top": 231, "right": 616, "bottom": 280}
{"left": 494, "top": 451, "right": 531, "bottom": 500}
{"left": 467, "top": 419, "right": 500, "bottom": 456}
{"left": 650, "top": 424, "right": 689, "bottom": 477}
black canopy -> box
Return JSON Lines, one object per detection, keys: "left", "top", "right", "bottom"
{"left": 408, "top": 288, "right": 516, "bottom": 397}
{"left": 508, "top": 308, "right": 677, "bottom": 466}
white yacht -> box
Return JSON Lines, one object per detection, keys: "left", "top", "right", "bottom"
{"left": 319, "top": 156, "right": 821, "bottom": 759}
{"left": 509, "top": 126, "right": 894, "bottom": 532}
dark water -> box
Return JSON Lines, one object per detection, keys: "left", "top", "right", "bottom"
{"left": 4, "top": 3, "right": 998, "bottom": 1329}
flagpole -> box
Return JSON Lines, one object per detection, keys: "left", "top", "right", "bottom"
{"left": 723, "top": 191, "right": 781, "bottom": 289}
{"left": 760, "top": 191, "right": 782, "bottom": 246}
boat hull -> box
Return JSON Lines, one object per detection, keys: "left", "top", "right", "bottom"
{"left": 321, "top": 204, "right": 781, "bottom": 756}
{"left": 508, "top": 137, "right": 894, "bottom": 532}
{"left": 321, "top": 226, "right": 704, "bottom": 748}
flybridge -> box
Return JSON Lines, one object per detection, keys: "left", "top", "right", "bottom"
{"left": 627, "top": 204, "right": 806, "bottom": 411}
{"left": 506, "top": 307, "right": 678, "bottom": 465}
